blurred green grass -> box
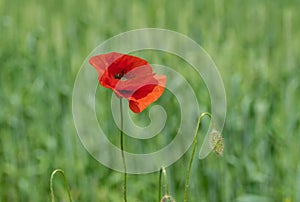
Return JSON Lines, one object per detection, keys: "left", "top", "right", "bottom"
{"left": 1, "top": 0, "right": 300, "bottom": 201}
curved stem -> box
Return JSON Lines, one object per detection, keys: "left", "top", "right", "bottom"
{"left": 50, "top": 169, "right": 72, "bottom": 202}
{"left": 158, "top": 166, "right": 169, "bottom": 201}
{"left": 183, "top": 112, "right": 213, "bottom": 202}
{"left": 120, "top": 98, "right": 127, "bottom": 202}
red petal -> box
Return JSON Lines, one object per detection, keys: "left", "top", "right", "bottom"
{"left": 129, "top": 75, "right": 166, "bottom": 113}
{"left": 111, "top": 74, "right": 157, "bottom": 98}
{"left": 92, "top": 53, "right": 154, "bottom": 92}
{"left": 89, "top": 52, "right": 123, "bottom": 77}
{"left": 106, "top": 54, "right": 152, "bottom": 78}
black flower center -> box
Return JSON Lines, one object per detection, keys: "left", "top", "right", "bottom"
{"left": 114, "top": 72, "right": 124, "bottom": 79}
{"left": 114, "top": 70, "right": 125, "bottom": 80}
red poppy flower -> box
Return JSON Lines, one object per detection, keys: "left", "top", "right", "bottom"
{"left": 89, "top": 52, "right": 166, "bottom": 113}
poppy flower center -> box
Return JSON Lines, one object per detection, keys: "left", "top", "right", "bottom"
{"left": 114, "top": 70, "right": 127, "bottom": 81}
{"left": 114, "top": 72, "right": 124, "bottom": 79}
{"left": 114, "top": 70, "right": 129, "bottom": 81}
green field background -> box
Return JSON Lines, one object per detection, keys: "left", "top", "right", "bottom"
{"left": 1, "top": 0, "right": 300, "bottom": 201}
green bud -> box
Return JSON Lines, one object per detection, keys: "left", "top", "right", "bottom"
{"left": 160, "top": 194, "right": 176, "bottom": 202}
{"left": 209, "top": 129, "right": 224, "bottom": 155}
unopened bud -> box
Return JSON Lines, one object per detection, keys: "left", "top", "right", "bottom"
{"left": 160, "top": 194, "right": 176, "bottom": 202}
{"left": 209, "top": 129, "right": 224, "bottom": 155}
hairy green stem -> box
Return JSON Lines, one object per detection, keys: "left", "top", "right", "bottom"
{"left": 120, "top": 98, "right": 127, "bottom": 202}
{"left": 183, "top": 112, "right": 213, "bottom": 202}
{"left": 50, "top": 169, "right": 72, "bottom": 202}
{"left": 158, "top": 166, "right": 169, "bottom": 201}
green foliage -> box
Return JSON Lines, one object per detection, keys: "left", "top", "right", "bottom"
{"left": 1, "top": 0, "right": 299, "bottom": 201}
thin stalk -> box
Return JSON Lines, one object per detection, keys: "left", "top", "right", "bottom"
{"left": 183, "top": 112, "right": 213, "bottom": 202}
{"left": 50, "top": 169, "right": 72, "bottom": 202}
{"left": 120, "top": 98, "right": 127, "bottom": 202}
{"left": 158, "top": 166, "right": 169, "bottom": 201}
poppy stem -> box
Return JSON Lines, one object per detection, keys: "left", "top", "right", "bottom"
{"left": 158, "top": 166, "right": 169, "bottom": 202}
{"left": 120, "top": 98, "right": 127, "bottom": 202}
{"left": 183, "top": 112, "right": 213, "bottom": 202}
{"left": 50, "top": 169, "right": 72, "bottom": 202}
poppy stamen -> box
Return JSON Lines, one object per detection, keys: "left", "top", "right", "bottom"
{"left": 114, "top": 73, "right": 124, "bottom": 79}
{"left": 114, "top": 70, "right": 126, "bottom": 80}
